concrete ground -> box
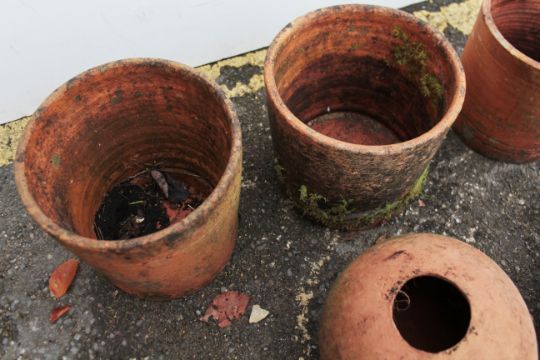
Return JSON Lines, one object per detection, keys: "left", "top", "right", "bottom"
{"left": 0, "top": 0, "right": 538, "bottom": 358}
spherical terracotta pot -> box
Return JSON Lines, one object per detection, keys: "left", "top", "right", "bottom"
{"left": 453, "top": 0, "right": 540, "bottom": 163}
{"left": 319, "top": 233, "right": 538, "bottom": 359}
{"left": 15, "top": 59, "right": 242, "bottom": 299}
{"left": 264, "top": 5, "right": 465, "bottom": 230}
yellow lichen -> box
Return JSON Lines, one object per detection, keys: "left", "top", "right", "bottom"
{"left": 197, "top": 49, "right": 266, "bottom": 98}
{"left": 0, "top": 116, "right": 31, "bottom": 166}
{"left": 222, "top": 74, "right": 264, "bottom": 98}
{"left": 414, "top": 0, "right": 482, "bottom": 35}
{"left": 196, "top": 49, "right": 266, "bottom": 80}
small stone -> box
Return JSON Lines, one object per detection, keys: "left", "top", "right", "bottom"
{"left": 287, "top": 269, "right": 293, "bottom": 277}
{"left": 249, "top": 305, "right": 269, "bottom": 324}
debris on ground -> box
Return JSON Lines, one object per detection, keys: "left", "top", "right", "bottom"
{"left": 48, "top": 259, "right": 79, "bottom": 299}
{"left": 50, "top": 305, "right": 71, "bottom": 324}
{"left": 200, "top": 291, "right": 250, "bottom": 328}
{"left": 418, "top": 199, "right": 426, "bottom": 207}
{"left": 94, "top": 169, "right": 205, "bottom": 240}
{"left": 249, "top": 305, "right": 270, "bottom": 324}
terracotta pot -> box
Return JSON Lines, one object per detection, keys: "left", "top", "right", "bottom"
{"left": 264, "top": 5, "right": 465, "bottom": 230}
{"left": 319, "top": 233, "right": 538, "bottom": 359}
{"left": 453, "top": 0, "right": 540, "bottom": 163}
{"left": 15, "top": 59, "right": 242, "bottom": 299}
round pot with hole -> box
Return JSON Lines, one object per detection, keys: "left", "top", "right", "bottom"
{"left": 453, "top": 0, "right": 540, "bottom": 163}
{"left": 264, "top": 5, "right": 466, "bottom": 230}
{"left": 319, "top": 233, "right": 538, "bottom": 359}
{"left": 15, "top": 59, "right": 242, "bottom": 299}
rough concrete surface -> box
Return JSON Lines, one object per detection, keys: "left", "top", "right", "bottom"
{"left": 0, "top": 0, "right": 538, "bottom": 359}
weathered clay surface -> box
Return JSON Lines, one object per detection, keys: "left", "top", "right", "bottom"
{"left": 319, "top": 233, "right": 538, "bottom": 359}
{"left": 14, "top": 59, "right": 243, "bottom": 298}
{"left": 264, "top": 5, "right": 465, "bottom": 229}
{"left": 454, "top": 0, "right": 540, "bottom": 163}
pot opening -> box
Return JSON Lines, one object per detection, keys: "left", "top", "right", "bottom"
{"left": 22, "top": 61, "right": 233, "bottom": 240}
{"left": 491, "top": 0, "right": 540, "bottom": 62}
{"left": 392, "top": 276, "right": 471, "bottom": 353}
{"left": 271, "top": 10, "right": 458, "bottom": 145}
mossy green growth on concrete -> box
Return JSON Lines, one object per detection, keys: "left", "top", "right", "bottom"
{"left": 391, "top": 26, "right": 443, "bottom": 100}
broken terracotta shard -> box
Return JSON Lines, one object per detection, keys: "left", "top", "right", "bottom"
{"left": 48, "top": 259, "right": 79, "bottom": 299}
{"left": 200, "top": 291, "right": 250, "bottom": 328}
{"left": 50, "top": 305, "right": 71, "bottom": 324}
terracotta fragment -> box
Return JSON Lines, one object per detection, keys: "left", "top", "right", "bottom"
{"left": 48, "top": 258, "right": 79, "bottom": 299}
{"left": 50, "top": 305, "right": 71, "bottom": 324}
{"left": 319, "top": 233, "right": 538, "bottom": 359}
{"left": 454, "top": 0, "right": 540, "bottom": 163}
{"left": 264, "top": 5, "right": 465, "bottom": 230}
{"left": 15, "top": 59, "right": 242, "bottom": 299}
{"left": 200, "top": 291, "right": 250, "bottom": 328}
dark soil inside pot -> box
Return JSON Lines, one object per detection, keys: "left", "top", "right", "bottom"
{"left": 307, "top": 112, "right": 402, "bottom": 145}
{"left": 94, "top": 169, "right": 207, "bottom": 240}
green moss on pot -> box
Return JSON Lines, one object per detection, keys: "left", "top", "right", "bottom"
{"left": 274, "top": 158, "right": 429, "bottom": 230}
{"left": 391, "top": 26, "right": 443, "bottom": 100}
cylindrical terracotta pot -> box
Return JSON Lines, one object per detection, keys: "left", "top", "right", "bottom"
{"left": 264, "top": 5, "right": 465, "bottom": 230}
{"left": 319, "top": 233, "right": 538, "bottom": 359}
{"left": 454, "top": 0, "right": 540, "bottom": 163}
{"left": 15, "top": 59, "right": 242, "bottom": 299}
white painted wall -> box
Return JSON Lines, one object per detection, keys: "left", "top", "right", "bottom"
{"left": 0, "top": 0, "right": 417, "bottom": 123}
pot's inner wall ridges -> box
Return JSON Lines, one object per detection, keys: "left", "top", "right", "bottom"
{"left": 491, "top": 0, "right": 540, "bottom": 61}
{"left": 392, "top": 276, "right": 471, "bottom": 353}
{"left": 23, "top": 62, "right": 232, "bottom": 238}
{"left": 272, "top": 9, "right": 457, "bottom": 145}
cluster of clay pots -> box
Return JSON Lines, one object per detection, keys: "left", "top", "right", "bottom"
{"left": 15, "top": 1, "right": 538, "bottom": 357}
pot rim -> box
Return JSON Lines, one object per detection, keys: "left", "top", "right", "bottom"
{"left": 483, "top": 0, "right": 540, "bottom": 70}
{"left": 264, "top": 4, "right": 466, "bottom": 155}
{"left": 14, "top": 58, "right": 242, "bottom": 252}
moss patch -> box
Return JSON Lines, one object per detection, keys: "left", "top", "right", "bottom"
{"left": 51, "top": 154, "right": 61, "bottom": 167}
{"left": 276, "top": 162, "right": 429, "bottom": 230}
{"left": 361, "top": 166, "right": 429, "bottom": 226}
{"left": 274, "top": 158, "right": 286, "bottom": 183}
{"left": 297, "top": 185, "right": 356, "bottom": 227}
{"left": 391, "top": 26, "right": 443, "bottom": 101}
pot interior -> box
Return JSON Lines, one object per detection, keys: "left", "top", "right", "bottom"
{"left": 22, "top": 61, "right": 234, "bottom": 239}
{"left": 392, "top": 276, "right": 471, "bottom": 353}
{"left": 271, "top": 7, "right": 458, "bottom": 145}
{"left": 491, "top": 0, "right": 540, "bottom": 62}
